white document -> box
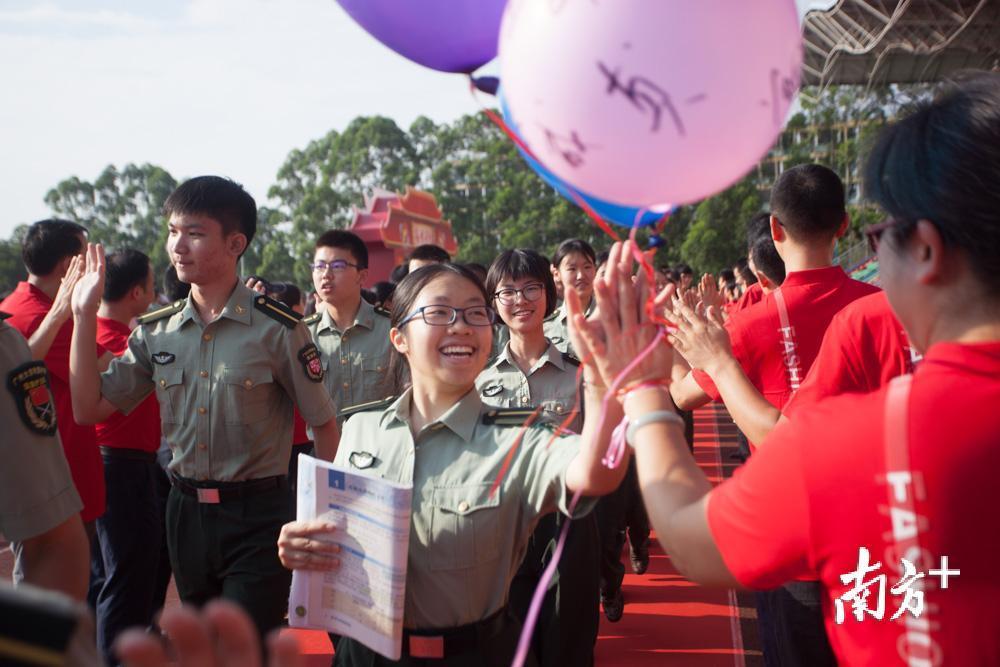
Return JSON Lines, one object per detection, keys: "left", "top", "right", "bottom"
{"left": 288, "top": 454, "right": 412, "bottom": 660}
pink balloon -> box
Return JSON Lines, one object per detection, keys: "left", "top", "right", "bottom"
{"left": 498, "top": 0, "right": 802, "bottom": 206}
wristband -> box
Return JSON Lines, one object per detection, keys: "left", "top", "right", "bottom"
{"left": 625, "top": 411, "right": 685, "bottom": 448}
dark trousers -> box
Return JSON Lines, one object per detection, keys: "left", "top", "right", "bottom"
{"left": 165, "top": 482, "right": 293, "bottom": 639}
{"left": 596, "top": 459, "right": 649, "bottom": 597}
{"left": 288, "top": 442, "right": 314, "bottom": 496}
{"left": 92, "top": 454, "right": 168, "bottom": 665}
{"left": 334, "top": 608, "right": 537, "bottom": 667}
{"left": 508, "top": 512, "right": 600, "bottom": 667}
{"left": 756, "top": 581, "right": 837, "bottom": 667}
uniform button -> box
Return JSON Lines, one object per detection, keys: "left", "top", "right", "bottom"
{"left": 521, "top": 396, "right": 530, "bottom": 405}
{"left": 203, "top": 333, "right": 212, "bottom": 341}
{"left": 198, "top": 443, "right": 207, "bottom": 450}
{"left": 198, "top": 407, "right": 207, "bottom": 415}
{"left": 244, "top": 379, "right": 253, "bottom": 388}
{"left": 200, "top": 370, "right": 208, "bottom": 378}
{"left": 377, "top": 366, "right": 383, "bottom": 372}
{"left": 458, "top": 501, "right": 470, "bottom": 513}
{"left": 555, "top": 405, "right": 564, "bottom": 414}
{"left": 159, "top": 379, "right": 166, "bottom": 387}
{"left": 340, "top": 358, "right": 347, "bottom": 365}
{"left": 343, "top": 382, "right": 349, "bottom": 389}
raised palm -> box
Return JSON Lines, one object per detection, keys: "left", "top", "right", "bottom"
{"left": 71, "top": 243, "right": 106, "bottom": 318}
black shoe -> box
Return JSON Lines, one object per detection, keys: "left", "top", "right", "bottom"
{"left": 629, "top": 539, "right": 650, "bottom": 575}
{"left": 601, "top": 589, "right": 624, "bottom": 622}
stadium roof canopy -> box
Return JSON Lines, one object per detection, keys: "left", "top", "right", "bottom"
{"left": 801, "top": 0, "right": 1000, "bottom": 89}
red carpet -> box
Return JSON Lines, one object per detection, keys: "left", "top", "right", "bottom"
{"left": 283, "top": 404, "right": 762, "bottom": 666}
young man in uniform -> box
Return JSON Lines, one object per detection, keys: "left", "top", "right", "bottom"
{"left": 90, "top": 248, "right": 171, "bottom": 664}
{"left": 0, "top": 314, "right": 90, "bottom": 603}
{"left": 68, "top": 176, "right": 340, "bottom": 639}
{"left": 669, "top": 164, "right": 879, "bottom": 666}
{"left": 302, "top": 230, "right": 392, "bottom": 421}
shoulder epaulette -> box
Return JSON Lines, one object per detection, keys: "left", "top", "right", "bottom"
{"left": 339, "top": 396, "right": 396, "bottom": 420}
{"left": 137, "top": 300, "right": 185, "bottom": 325}
{"left": 543, "top": 310, "right": 560, "bottom": 323}
{"left": 374, "top": 306, "right": 390, "bottom": 318}
{"left": 482, "top": 407, "right": 539, "bottom": 426}
{"left": 253, "top": 295, "right": 302, "bottom": 329}
{"left": 561, "top": 351, "right": 581, "bottom": 367}
{"left": 302, "top": 312, "right": 322, "bottom": 326}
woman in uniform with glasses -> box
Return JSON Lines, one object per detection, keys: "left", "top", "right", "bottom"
{"left": 475, "top": 249, "right": 601, "bottom": 667}
{"left": 278, "top": 261, "right": 631, "bottom": 667}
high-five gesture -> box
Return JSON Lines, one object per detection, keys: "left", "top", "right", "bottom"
{"left": 566, "top": 241, "right": 674, "bottom": 394}
{"left": 71, "top": 243, "right": 106, "bottom": 318}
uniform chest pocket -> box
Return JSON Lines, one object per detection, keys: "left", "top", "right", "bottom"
{"left": 221, "top": 367, "right": 274, "bottom": 425}
{"left": 427, "top": 483, "right": 502, "bottom": 571}
{"left": 360, "top": 353, "right": 389, "bottom": 399}
{"left": 153, "top": 368, "right": 185, "bottom": 424}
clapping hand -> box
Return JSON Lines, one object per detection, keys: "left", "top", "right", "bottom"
{"left": 71, "top": 243, "right": 106, "bottom": 319}
{"left": 668, "top": 297, "right": 733, "bottom": 375}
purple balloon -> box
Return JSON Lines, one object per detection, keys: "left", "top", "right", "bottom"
{"left": 337, "top": 0, "right": 508, "bottom": 74}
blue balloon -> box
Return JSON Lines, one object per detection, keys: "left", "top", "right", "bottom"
{"left": 499, "top": 92, "right": 666, "bottom": 228}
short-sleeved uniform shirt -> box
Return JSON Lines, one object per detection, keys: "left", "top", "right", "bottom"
{"left": 693, "top": 267, "right": 879, "bottom": 448}
{"left": 99, "top": 283, "right": 338, "bottom": 482}
{"left": 0, "top": 319, "right": 83, "bottom": 542}
{"left": 784, "top": 291, "right": 916, "bottom": 417}
{"left": 1, "top": 282, "right": 106, "bottom": 522}
{"left": 707, "top": 342, "right": 1000, "bottom": 665}
{"left": 95, "top": 317, "right": 161, "bottom": 452}
{"left": 304, "top": 299, "right": 392, "bottom": 418}
{"left": 335, "top": 387, "right": 594, "bottom": 629}
{"left": 543, "top": 299, "right": 595, "bottom": 356}
{"left": 475, "top": 339, "right": 582, "bottom": 434}
{"left": 724, "top": 282, "right": 764, "bottom": 316}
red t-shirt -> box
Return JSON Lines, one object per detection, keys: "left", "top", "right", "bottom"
{"left": 0, "top": 282, "right": 106, "bottom": 522}
{"left": 693, "top": 267, "right": 879, "bottom": 444}
{"left": 724, "top": 282, "right": 764, "bottom": 315}
{"left": 707, "top": 341, "right": 1000, "bottom": 666}
{"left": 95, "top": 317, "right": 161, "bottom": 453}
{"left": 784, "top": 291, "right": 916, "bottom": 417}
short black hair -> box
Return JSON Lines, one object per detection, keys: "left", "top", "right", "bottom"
{"left": 163, "top": 264, "right": 190, "bottom": 301}
{"left": 746, "top": 211, "right": 772, "bottom": 248}
{"left": 486, "top": 249, "right": 559, "bottom": 318}
{"left": 390, "top": 263, "right": 409, "bottom": 283}
{"left": 163, "top": 176, "right": 257, "bottom": 251}
{"left": 22, "top": 219, "right": 87, "bottom": 276}
{"left": 864, "top": 72, "right": 1000, "bottom": 294}
{"left": 408, "top": 244, "right": 451, "bottom": 264}
{"left": 464, "top": 263, "right": 488, "bottom": 284}
{"left": 769, "top": 164, "right": 846, "bottom": 241}
{"left": 719, "top": 268, "right": 736, "bottom": 284}
{"left": 371, "top": 281, "right": 396, "bottom": 307}
{"left": 103, "top": 248, "right": 151, "bottom": 302}
{"left": 751, "top": 236, "right": 786, "bottom": 285}
{"left": 551, "top": 239, "right": 596, "bottom": 269}
{"left": 676, "top": 263, "right": 693, "bottom": 276}
{"left": 315, "top": 229, "right": 369, "bottom": 270}
{"left": 267, "top": 282, "right": 302, "bottom": 311}
{"left": 735, "top": 258, "right": 757, "bottom": 286}
{"left": 595, "top": 250, "right": 611, "bottom": 267}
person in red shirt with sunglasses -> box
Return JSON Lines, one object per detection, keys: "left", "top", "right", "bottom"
{"left": 575, "top": 72, "right": 1000, "bottom": 667}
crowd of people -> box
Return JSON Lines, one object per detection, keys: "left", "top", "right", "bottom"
{"left": 1, "top": 72, "right": 998, "bottom": 667}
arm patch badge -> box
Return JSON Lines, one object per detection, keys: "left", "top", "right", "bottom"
{"left": 298, "top": 343, "right": 324, "bottom": 382}
{"left": 7, "top": 361, "right": 57, "bottom": 436}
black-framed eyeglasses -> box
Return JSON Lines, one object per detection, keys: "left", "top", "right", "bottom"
{"left": 864, "top": 217, "right": 901, "bottom": 254}
{"left": 310, "top": 259, "right": 359, "bottom": 273}
{"left": 398, "top": 305, "right": 496, "bottom": 328}
{"left": 494, "top": 282, "right": 545, "bottom": 306}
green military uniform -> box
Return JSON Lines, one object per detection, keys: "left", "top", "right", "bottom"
{"left": 303, "top": 298, "right": 393, "bottom": 420}
{"left": 332, "top": 387, "right": 596, "bottom": 666}
{"left": 475, "top": 340, "right": 600, "bottom": 667}
{"left": 1, "top": 318, "right": 84, "bottom": 572}
{"left": 542, "top": 299, "right": 595, "bottom": 356}
{"left": 98, "top": 283, "right": 337, "bottom": 637}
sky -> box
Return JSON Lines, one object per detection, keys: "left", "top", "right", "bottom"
{"left": 0, "top": 0, "right": 832, "bottom": 240}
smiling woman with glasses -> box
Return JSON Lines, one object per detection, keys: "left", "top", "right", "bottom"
{"left": 277, "top": 260, "right": 634, "bottom": 666}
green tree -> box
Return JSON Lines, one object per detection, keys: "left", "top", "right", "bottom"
{"left": 0, "top": 225, "right": 29, "bottom": 296}
{"left": 680, "top": 177, "right": 764, "bottom": 274}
